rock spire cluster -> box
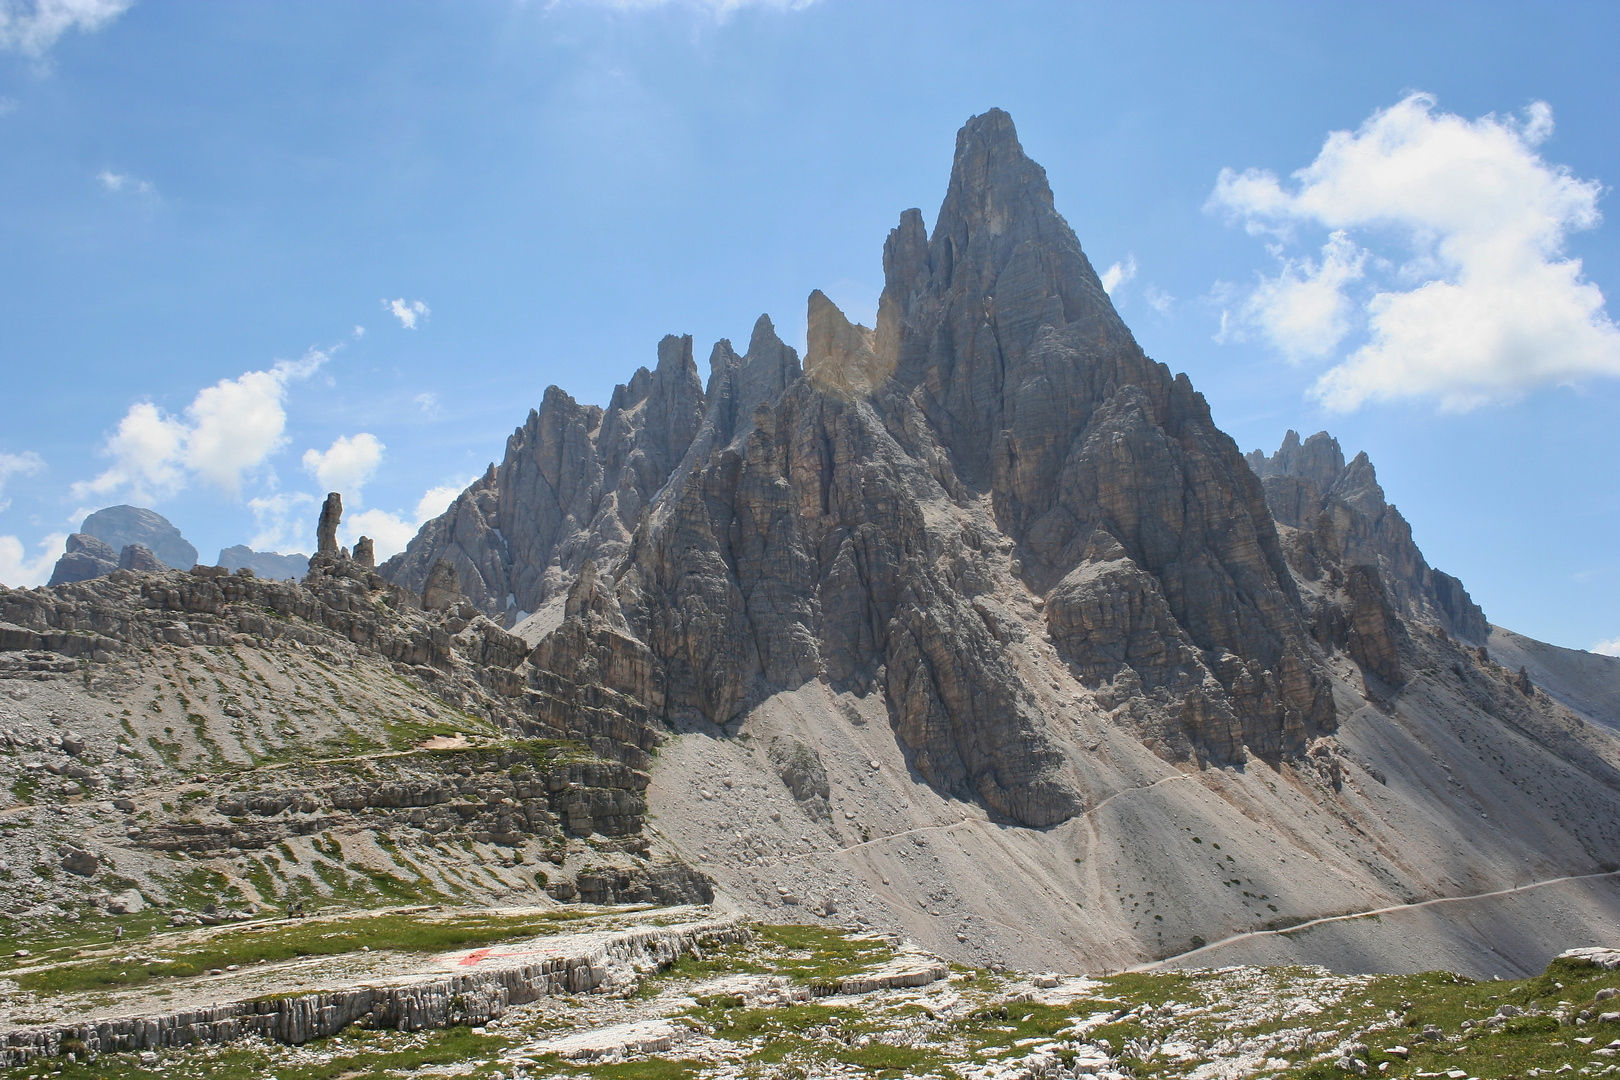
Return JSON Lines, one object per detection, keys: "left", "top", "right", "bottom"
{"left": 377, "top": 110, "right": 1486, "bottom": 828}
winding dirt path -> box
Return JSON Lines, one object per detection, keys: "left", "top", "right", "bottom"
{"left": 1130, "top": 867, "right": 1620, "bottom": 972}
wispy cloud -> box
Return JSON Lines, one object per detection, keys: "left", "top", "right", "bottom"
{"left": 98, "top": 169, "right": 154, "bottom": 196}
{"left": 74, "top": 348, "right": 329, "bottom": 502}
{"left": 247, "top": 491, "right": 317, "bottom": 553}
{"left": 1100, "top": 254, "right": 1137, "bottom": 296}
{"left": 0, "top": 0, "right": 132, "bottom": 57}
{"left": 384, "top": 298, "right": 429, "bottom": 330}
{"left": 0, "top": 532, "right": 66, "bottom": 588}
{"left": 0, "top": 450, "right": 43, "bottom": 512}
{"left": 1210, "top": 93, "right": 1620, "bottom": 412}
{"left": 1144, "top": 285, "right": 1175, "bottom": 315}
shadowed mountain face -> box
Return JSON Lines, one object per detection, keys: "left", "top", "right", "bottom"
{"left": 382, "top": 110, "right": 1345, "bottom": 827}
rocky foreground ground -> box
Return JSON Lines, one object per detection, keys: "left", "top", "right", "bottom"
{"left": 0, "top": 901, "right": 1617, "bottom": 1080}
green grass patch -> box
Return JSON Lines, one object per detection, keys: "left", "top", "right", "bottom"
{"left": 753, "top": 923, "right": 894, "bottom": 985}
{"left": 14, "top": 908, "right": 592, "bottom": 997}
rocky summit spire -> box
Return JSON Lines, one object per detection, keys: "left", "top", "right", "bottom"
{"left": 317, "top": 493, "right": 342, "bottom": 556}
{"left": 877, "top": 108, "right": 1130, "bottom": 486}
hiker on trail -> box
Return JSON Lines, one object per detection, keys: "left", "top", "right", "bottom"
{"left": 113, "top": 925, "right": 123, "bottom": 942}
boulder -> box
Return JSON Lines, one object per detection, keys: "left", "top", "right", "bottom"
{"left": 59, "top": 845, "right": 99, "bottom": 877}
{"left": 107, "top": 889, "right": 145, "bottom": 914}
{"left": 116, "top": 543, "right": 166, "bottom": 573}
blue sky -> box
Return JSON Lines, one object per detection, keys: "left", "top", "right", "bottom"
{"left": 1, "top": 0, "right": 1617, "bottom": 654}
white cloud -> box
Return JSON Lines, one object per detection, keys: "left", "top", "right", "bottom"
{"left": 1100, "top": 254, "right": 1137, "bottom": 296}
{"left": 1144, "top": 285, "right": 1175, "bottom": 315}
{"left": 1210, "top": 93, "right": 1620, "bottom": 411}
{"left": 413, "top": 392, "right": 439, "bottom": 414}
{"left": 98, "top": 169, "right": 154, "bottom": 196}
{"left": 0, "top": 450, "right": 44, "bottom": 512}
{"left": 0, "top": 0, "right": 131, "bottom": 56}
{"left": 1594, "top": 638, "right": 1620, "bottom": 658}
{"left": 339, "top": 479, "right": 472, "bottom": 562}
{"left": 343, "top": 509, "right": 416, "bottom": 560}
{"left": 415, "top": 483, "right": 464, "bottom": 523}
{"left": 1242, "top": 231, "right": 1366, "bottom": 362}
{"left": 0, "top": 532, "right": 66, "bottom": 588}
{"left": 247, "top": 491, "right": 318, "bottom": 553}
{"left": 352, "top": 325, "right": 365, "bottom": 339}
{"left": 75, "top": 349, "right": 327, "bottom": 501}
{"left": 384, "top": 298, "right": 430, "bottom": 330}
{"left": 301, "top": 433, "right": 384, "bottom": 498}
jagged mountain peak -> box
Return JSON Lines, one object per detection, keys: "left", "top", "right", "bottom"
{"left": 1250, "top": 428, "right": 1488, "bottom": 647}
{"left": 386, "top": 109, "right": 1352, "bottom": 826}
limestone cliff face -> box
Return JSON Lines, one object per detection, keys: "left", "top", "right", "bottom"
{"left": 1247, "top": 430, "right": 1490, "bottom": 666}
{"left": 382, "top": 329, "right": 786, "bottom": 621}
{"left": 387, "top": 109, "right": 1349, "bottom": 827}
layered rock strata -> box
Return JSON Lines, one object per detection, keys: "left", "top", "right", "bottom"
{"left": 0, "top": 919, "right": 748, "bottom": 1064}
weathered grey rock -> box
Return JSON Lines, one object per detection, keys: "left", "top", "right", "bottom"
{"left": 530, "top": 561, "right": 662, "bottom": 709}
{"left": 107, "top": 888, "right": 145, "bottom": 914}
{"left": 47, "top": 533, "right": 118, "bottom": 586}
{"left": 768, "top": 737, "right": 831, "bottom": 821}
{"left": 217, "top": 545, "right": 309, "bottom": 581}
{"left": 0, "top": 920, "right": 748, "bottom": 1064}
{"left": 382, "top": 329, "right": 758, "bottom": 624}
{"left": 1345, "top": 564, "right": 1406, "bottom": 687}
{"left": 79, "top": 505, "right": 197, "bottom": 569}
{"left": 59, "top": 845, "right": 99, "bottom": 876}
{"left": 116, "top": 543, "right": 166, "bottom": 573}
{"left": 353, "top": 536, "right": 375, "bottom": 568}
{"left": 317, "top": 493, "right": 342, "bottom": 556}
{"left": 421, "top": 559, "right": 461, "bottom": 612}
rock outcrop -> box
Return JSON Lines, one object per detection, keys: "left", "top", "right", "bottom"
{"left": 0, "top": 919, "right": 747, "bottom": 1064}
{"left": 317, "top": 493, "right": 343, "bottom": 556}
{"left": 422, "top": 559, "right": 461, "bottom": 612}
{"left": 47, "top": 533, "right": 119, "bottom": 586}
{"left": 116, "top": 543, "right": 166, "bottom": 573}
{"left": 217, "top": 545, "right": 310, "bottom": 581}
